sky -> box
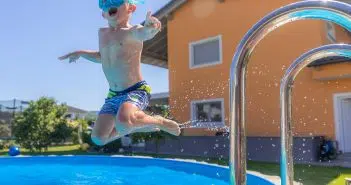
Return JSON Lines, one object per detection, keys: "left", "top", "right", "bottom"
{"left": 0, "top": 0, "right": 172, "bottom": 111}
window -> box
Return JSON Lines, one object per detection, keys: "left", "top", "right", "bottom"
{"left": 189, "top": 35, "right": 222, "bottom": 69}
{"left": 191, "top": 98, "right": 225, "bottom": 128}
{"left": 326, "top": 22, "right": 336, "bottom": 43}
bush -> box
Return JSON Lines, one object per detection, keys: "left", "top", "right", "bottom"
{"left": 0, "top": 140, "right": 4, "bottom": 150}
{"left": 103, "top": 139, "right": 122, "bottom": 153}
{"left": 0, "top": 140, "right": 16, "bottom": 150}
{"left": 82, "top": 130, "right": 95, "bottom": 146}
{"left": 50, "top": 121, "right": 75, "bottom": 144}
{"left": 80, "top": 143, "right": 90, "bottom": 151}
{"left": 0, "top": 124, "right": 10, "bottom": 138}
{"left": 12, "top": 97, "right": 69, "bottom": 152}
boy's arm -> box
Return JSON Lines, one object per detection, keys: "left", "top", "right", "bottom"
{"left": 80, "top": 50, "right": 101, "bottom": 64}
{"left": 132, "top": 12, "right": 162, "bottom": 41}
{"left": 59, "top": 50, "right": 101, "bottom": 64}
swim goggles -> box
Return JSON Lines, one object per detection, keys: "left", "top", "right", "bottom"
{"left": 99, "top": 0, "right": 144, "bottom": 12}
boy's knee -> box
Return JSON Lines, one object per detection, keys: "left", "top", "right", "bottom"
{"left": 117, "top": 112, "right": 130, "bottom": 124}
{"left": 117, "top": 103, "right": 141, "bottom": 124}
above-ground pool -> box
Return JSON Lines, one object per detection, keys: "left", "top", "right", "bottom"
{"left": 0, "top": 156, "right": 274, "bottom": 185}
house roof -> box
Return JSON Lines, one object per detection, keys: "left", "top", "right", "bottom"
{"left": 141, "top": 0, "right": 187, "bottom": 69}
{"left": 67, "top": 106, "right": 88, "bottom": 114}
{"left": 150, "top": 92, "right": 169, "bottom": 100}
{"left": 308, "top": 56, "right": 351, "bottom": 67}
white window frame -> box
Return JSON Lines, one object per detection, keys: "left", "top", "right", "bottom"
{"left": 333, "top": 92, "right": 351, "bottom": 153}
{"left": 326, "top": 22, "right": 337, "bottom": 43}
{"left": 189, "top": 35, "right": 223, "bottom": 69}
{"left": 190, "top": 98, "right": 225, "bottom": 128}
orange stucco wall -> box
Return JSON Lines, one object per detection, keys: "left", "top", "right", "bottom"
{"left": 334, "top": 24, "right": 351, "bottom": 43}
{"left": 312, "top": 63, "right": 351, "bottom": 80}
{"left": 167, "top": 0, "right": 351, "bottom": 138}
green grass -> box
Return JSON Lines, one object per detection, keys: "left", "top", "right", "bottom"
{"left": 0, "top": 145, "right": 88, "bottom": 156}
{"left": 246, "top": 160, "right": 351, "bottom": 185}
{"left": 1, "top": 145, "right": 350, "bottom": 184}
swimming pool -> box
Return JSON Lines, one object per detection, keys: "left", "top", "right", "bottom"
{"left": 0, "top": 156, "right": 274, "bottom": 185}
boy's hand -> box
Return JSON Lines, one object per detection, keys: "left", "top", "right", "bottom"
{"left": 144, "top": 11, "right": 161, "bottom": 31}
{"left": 58, "top": 52, "right": 81, "bottom": 63}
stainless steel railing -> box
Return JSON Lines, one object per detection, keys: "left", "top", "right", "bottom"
{"left": 229, "top": 1, "right": 351, "bottom": 184}
{"left": 280, "top": 44, "right": 351, "bottom": 185}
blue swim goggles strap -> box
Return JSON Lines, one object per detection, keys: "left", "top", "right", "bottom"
{"left": 99, "top": 0, "right": 144, "bottom": 12}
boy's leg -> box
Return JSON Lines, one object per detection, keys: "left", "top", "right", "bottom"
{"left": 110, "top": 125, "right": 160, "bottom": 136}
{"left": 117, "top": 102, "right": 181, "bottom": 136}
{"left": 91, "top": 114, "right": 116, "bottom": 146}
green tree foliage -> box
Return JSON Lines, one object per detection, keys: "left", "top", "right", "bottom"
{"left": 13, "top": 97, "right": 69, "bottom": 151}
{"left": 70, "top": 118, "right": 90, "bottom": 145}
{"left": 0, "top": 124, "right": 10, "bottom": 138}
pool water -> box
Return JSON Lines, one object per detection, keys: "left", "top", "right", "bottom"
{"left": 0, "top": 156, "right": 273, "bottom": 185}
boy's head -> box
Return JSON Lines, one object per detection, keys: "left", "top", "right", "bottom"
{"left": 99, "top": 0, "right": 140, "bottom": 23}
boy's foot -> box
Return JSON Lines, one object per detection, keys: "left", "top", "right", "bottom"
{"left": 133, "top": 125, "right": 160, "bottom": 133}
{"left": 154, "top": 116, "right": 181, "bottom": 136}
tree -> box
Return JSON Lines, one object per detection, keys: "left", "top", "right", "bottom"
{"left": 69, "top": 118, "right": 90, "bottom": 145}
{"left": 0, "top": 124, "right": 10, "bottom": 138}
{"left": 13, "top": 97, "right": 69, "bottom": 152}
{"left": 50, "top": 121, "right": 74, "bottom": 144}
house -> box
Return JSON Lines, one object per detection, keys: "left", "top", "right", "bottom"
{"left": 0, "top": 99, "right": 30, "bottom": 138}
{"left": 66, "top": 106, "right": 89, "bottom": 120}
{"left": 0, "top": 99, "right": 30, "bottom": 113}
{"left": 149, "top": 92, "right": 169, "bottom": 106}
{"left": 140, "top": 0, "right": 351, "bottom": 161}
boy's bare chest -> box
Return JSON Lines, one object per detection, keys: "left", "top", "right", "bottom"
{"left": 99, "top": 30, "right": 129, "bottom": 48}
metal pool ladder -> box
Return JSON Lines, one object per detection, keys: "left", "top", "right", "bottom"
{"left": 229, "top": 0, "right": 351, "bottom": 184}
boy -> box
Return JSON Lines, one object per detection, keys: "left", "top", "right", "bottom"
{"left": 59, "top": 0, "right": 181, "bottom": 146}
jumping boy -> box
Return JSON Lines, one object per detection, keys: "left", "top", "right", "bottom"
{"left": 59, "top": 0, "right": 181, "bottom": 146}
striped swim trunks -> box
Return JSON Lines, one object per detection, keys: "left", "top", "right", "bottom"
{"left": 99, "top": 80, "right": 152, "bottom": 115}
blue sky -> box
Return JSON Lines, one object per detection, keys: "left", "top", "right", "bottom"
{"left": 0, "top": 0, "right": 171, "bottom": 111}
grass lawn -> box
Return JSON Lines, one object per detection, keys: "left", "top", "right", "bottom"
{"left": 0, "top": 145, "right": 87, "bottom": 156}
{"left": 1, "top": 145, "right": 350, "bottom": 185}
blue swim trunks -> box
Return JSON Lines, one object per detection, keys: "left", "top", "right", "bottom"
{"left": 99, "top": 81, "right": 152, "bottom": 115}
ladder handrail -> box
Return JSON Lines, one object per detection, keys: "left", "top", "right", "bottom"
{"left": 229, "top": 1, "right": 351, "bottom": 184}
